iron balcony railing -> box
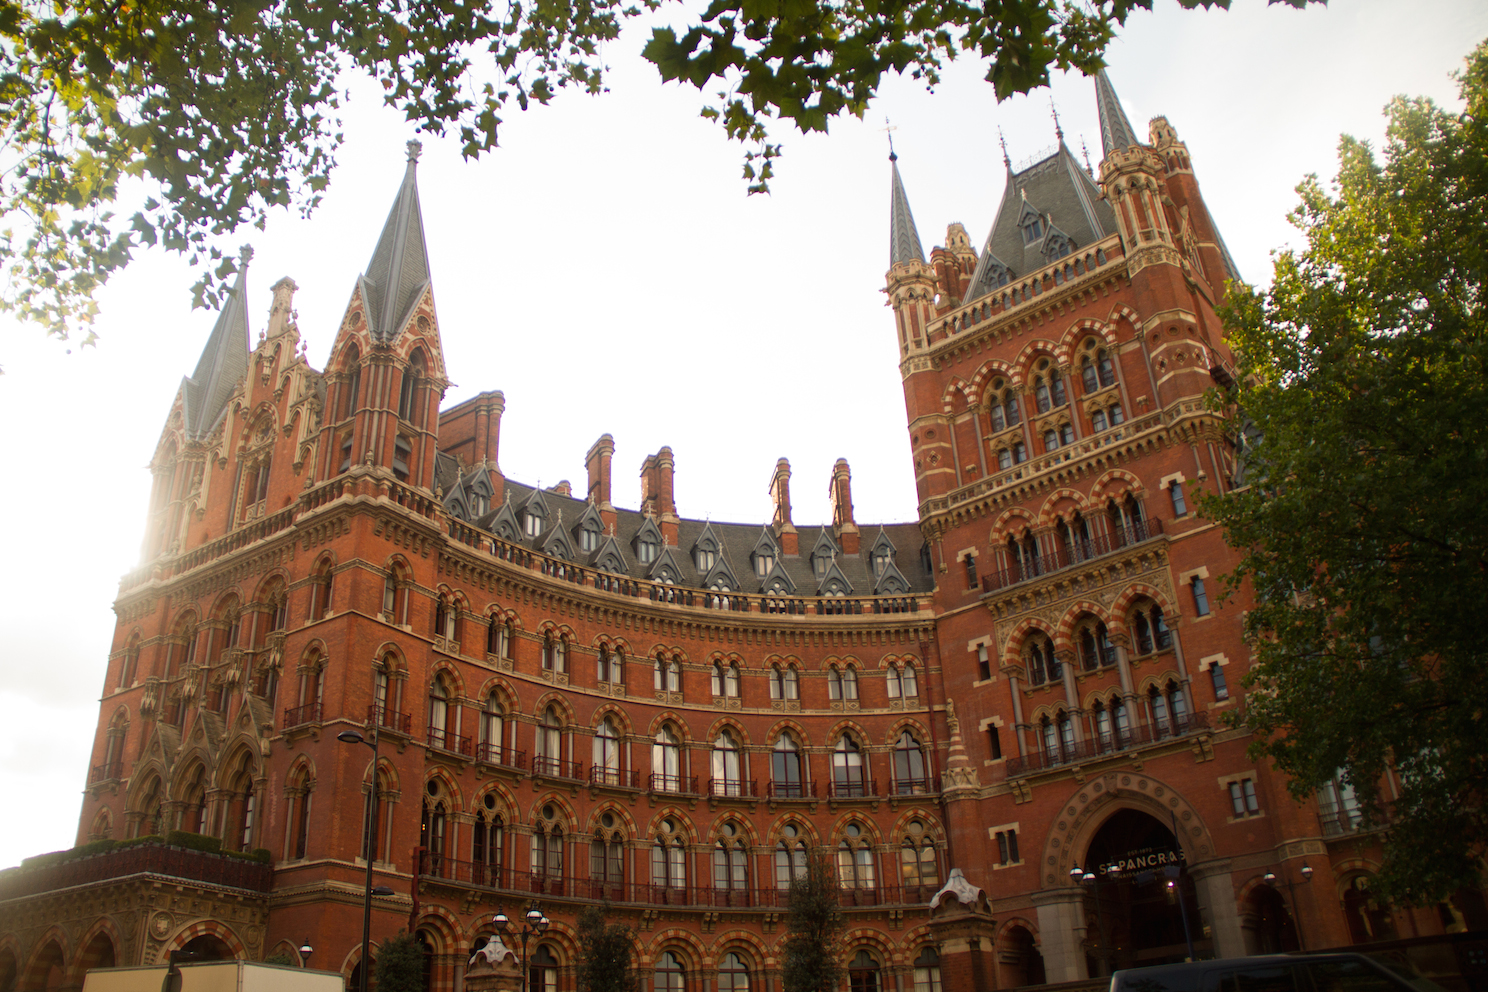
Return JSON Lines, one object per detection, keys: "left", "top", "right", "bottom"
{"left": 589, "top": 766, "right": 643, "bottom": 789}
{"left": 649, "top": 773, "right": 700, "bottom": 795}
{"left": 766, "top": 780, "right": 819, "bottom": 799}
{"left": 1004, "top": 712, "right": 1210, "bottom": 777}
{"left": 708, "top": 777, "right": 760, "bottom": 799}
{"left": 476, "top": 744, "right": 527, "bottom": 771}
{"left": 531, "top": 756, "right": 585, "bottom": 780}
{"left": 981, "top": 519, "right": 1165, "bottom": 593}
{"left": 366, "top": 705, "right": 412, "bottom": 735}
{"left": 89, "top": 760, "right": 124, "bottom": 784}
{"left": 427, "top": 727, "right": 473, "bottom": 757}
{"left": 282, "top": 702, "right": 322, "bottom": 728}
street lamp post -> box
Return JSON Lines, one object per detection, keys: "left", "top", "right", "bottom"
{"left": 492, "top": 902, "right": 549, "bottom": 992}
{"left": 1162, "top": 865, "right": 1197, "bottom": 962}
{"left": 1264, "top": 863, "right": 1315, "bottom": 950}
{"left": 338, "top": 728, "right": 396, "bottom": 992}
{"left": 1070, "top": 864, "right": 1114, "bottom": 976}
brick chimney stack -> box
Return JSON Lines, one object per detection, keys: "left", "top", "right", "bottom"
{"left": 474, "top": 390, "right": 505, "bottom": 504}
{"left": 586, "top": 434, "right": 616, "bottom": 532}
{"left": 640, "top": 448, "right": 679, "bottom": 545}
{"left": 770, "top": 458, "right": 798, "bottom": 555}
{"left": 830, "top": 458, "right": 860, "bottom": 553}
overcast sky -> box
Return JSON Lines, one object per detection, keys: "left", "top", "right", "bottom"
{"left": 1, "top": 0, "right": 1483, "bottom": 870}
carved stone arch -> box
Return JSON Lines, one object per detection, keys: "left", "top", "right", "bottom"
{"left": 1027, "top": 702, "right": 1074, "bottom": 725}
{"left": 1002, "top": 617, "right": 1059, "bottom": 666}
{"left": 157, "top": 919, "right": 247, "bottom": 963}
{"left": 585, "top": 801, "right": 640, "bottom": 837}
{"left": 427, "top": 659, "right": 466, "bottom": 700}
{"left": 422, "top": 767, "right": 464, "bottom": 810}
{"left": 1136, "top": 670, "right": 1186, "bottom": 695}
{"left": 1054, "top": 600, "right": 1113, "bottom": 650}
{"left": 69, "top": 916, "right": 124, "bottom": 985}
{"left": 883, "top": 718, "right": 932, "bottom": 747}
{"left": 993, "top": 506, "right": 1039, "bottom": 538}
{"left": 645, "top": 807, "right": 702, "bottom": 844}
{"left": 88, "top": 805, "right": 114, "bottom": 840}
{"left": 283, "top": 753, "right": 317, "bottom": 794}
{"left": 170, "top": 752, "right": 213, "bottom": 797}
{"left": 209, "top": 588, "right": 244, "bottom": 620}
{"left": 1110, "top": 583, "right": 1180, "bottom": 634}
{"left": 704, "top": 716, "right": 750, "bottom": 747}
{"left": 474, "top": 676, "right": 519, "bottom": 713}
{"left": 967, "top": 359, "right": 1019, "bottom": 405}
{"left": 1092, "top": 468, "right": 1146, "bottom": 499}
{"left": 250, "top": 567, "right": 293, "bottom": 605}
{"left": 1106, "top": 304, "right": 1142, "bottom": 336}
{"left": 940, "top": 377, "right": 974, "bottom": 416}
{"left": 470, "top": 780, "right": 519, "bottom": 819}
{"left": 1082, "top": 685, "right": 1127, "bottom": 710}
{"left": 126, "top": 759, "right": 168, "bottom": 809}
{"left": 23, "top": 926, "right": 72, "bottom": 987}
{"left": 997, "top": 916, "right": 1042, "bottom": 943}
{"left": 644, "top": 929, "right": 708, "bottom": 967}
{"left": 361, "top": 755, "right": 400, "bottom": 798}
{"left": 898, "top": 921, "right": 942, "bottom": 960}
{"left": 647, "top": 711, "right": 694, "bottom": 743}
{"left": 373, "top": 643, "right": 406, "bottom": 675}
{"left": 1039, "top": 772, "right": 1218, "bottom": 887}
{"left": 526, "top": 792, "right": 579, "bottom": 830}
{"left": 824, "top": 718, "right": 872, "bottom": 746}
{"left": 764, "top": 811, "right": 822, "bottom": 846}
{"left": 1036, "top": 488, "right": 1091, "bottom": 528}
{"left": 707, "top": 809, "right": 762, "bottom": 848}
{"left": 214, "top": 737, "right": 263, "bottom": 791}
{"left": 709, "top": 929, "right": 770, "bottom": 969}
{"left": 1011, "top": 340, "right": 1065, "bottom": 380}
{"left": 411, "top": 907, "right": 462, "bottom": 953}
{"left": 839, "top": 927, "right": 899, "bottom": 965}
{"left": 830, "top": 812, "right": 884, "bottom": 846}
{"left": 531, "top": 691, "right": 577, "bottom": 724}
{"left": 1062, "top": 318, "right": 1120, "bottom": 354}
{"left": 764, "top": 719, "right": 810, "bottom": 747}
{"left": 237, "top": 400, "right": 280, "bottom": 443}
{"left": 589, "top": 702, "right": 635, "bottom": 736}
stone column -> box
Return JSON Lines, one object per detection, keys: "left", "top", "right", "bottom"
{"left": 1189, "top": 858, "right": 1246, "bottom": 958}
{"left": 1033, "top": 888, "right": 1089, "bottom": 982}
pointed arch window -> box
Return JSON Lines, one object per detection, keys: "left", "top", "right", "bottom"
{"left": 289, "top": 767, "right": 313, "bottom": 860}
{"left": 479, "top": 693, "right": 505, "bottom": 764}
{"left": 711, "top": 729, "right": 742, "bottom": 796}
{"left": 712, "top": 821, "right": 748, "bottom": 892}
{"left": 832, "top": 736, "right": 867, "bottom": 797}
{"left": 530, "top": 816, "right": 564, "bottom": 878}
{"left": 473, "top": 794, "right": 504, "bottom": 886}
{"left": 900, "top": 819, "right": 940, "bottom": 894}
{"left": 530, "top": 945, "right": 559, "bottom": 992}
{"left": 593, "top": 716, "right": 621, "bottom": 785}
{"left": 718, "top": 952, "right": 751, "bottom": 992}
{"left": 340, "top": 348, "right": 362, "bottom": 421}
{"left": 1024, "top": 632, "right": 1058, "bottom": 686}
{"left": 655, "top": 951, "right": 686, "bottom": 992}
{"left": 775, "top": 823, "right": 808, "bottom": 888}
{"left": 771, "top": 733, "right": 804, "bottom": 797}
{"left": 652, "top": 725, "right": 682, "bottom": 792}
{"left": 913, "top": 948, "right": 943, "bottom": 992}
{"left": 837, "top": 823, "right": 876, "bottom": 889}
{"left": 589, "top": 811, "right": 625, "bottom": 895}
{"left": 597, "top": 646, "right": 623, "bottom": 684}
{"left": 534, "top": 706, "right": 563, "bottom": 775}
{"left": 427, "top": 677, "right": 450, "bottom": 749}
{"left": 654, "top": 654, "right": 680, "bottom": 692}
{"left": 542, "top": 632, "right": 567, "bottom": 672}
{"left": 892, "top": 731, "right": 929, "bottom": 794}
{"left": 651, "top": 819, "right": 686, "bottom": 890}
{"left": 770, "top": 664, "right": 799, "bottom": 700}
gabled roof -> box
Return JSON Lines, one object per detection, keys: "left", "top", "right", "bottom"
{"left": 701, "top": 554, "right": 741, "bottom": 592}
{"left": 519, "top": 487, "right": 550, "bottom": 522}
{"left": 633, "top": 517, "right": 663, "bottom": 553}
{"left": 1095, "top": 69, "right": 1141, "bottom": 159}
{"left": 360, "top": 141, "right": 432, "bottom": 344}
{"left": 750, "top": 526, "right": 780, "bottom": 560}
{"left": 759, "top": 556, "right": 798, "bottom": 596}
{"left": 590, "top": 535, "right": 629, "bottom": 574}
{"left": 964, "top": 142, "right": 1117, "bottom": 303}
{"left": 648, "top": 546, "right": 690, "bottom": 584}
{"left": 816, "top": 559, "right": 854, "bottom": 597}
{"left": 482, "top": 502, "right": 521, "bottom": 542}
{"left": 873, "top": 558, "right": 912, "bottom": 595}
{"left": 182, "top": 249, "right": 252, "bottom": 441}
{"left": 889, "top": 157, "right": 926, "bottom": 266}
{"left": 809, "top": 528, "right": 840, "bottom": 562}
{"left": 539, "top": 520, "right": 576, "bottom": 561}
{"left": 574, "top": 503, "right": 605, "bottom": 538}
{"left": 693, "top": 521, "right": 722, "bottom": 554}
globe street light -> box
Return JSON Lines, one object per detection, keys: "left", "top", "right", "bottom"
{"left": 492, "top": 902, "right": 549, "bottom": 992}
{"left": 338, "top": 728, "right": 395, "bottom": 992}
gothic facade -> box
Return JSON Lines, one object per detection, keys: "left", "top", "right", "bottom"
{"left": 1, "top": 72, "right": 1478, "bottom": 992}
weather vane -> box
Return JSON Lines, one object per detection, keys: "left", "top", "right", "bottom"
{"left": 882, "top": 116, "right": 899, "bottom": 161}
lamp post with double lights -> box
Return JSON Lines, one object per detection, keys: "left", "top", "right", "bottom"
{"left": 1069, "top": 863, "right": 1114, "bottom": 976}
{"left": 1264, "top": 863, "right": 1315, "bottom": 950}
{"left": 337, "top": 728, "right": 397, "bottom": 992}
{"left": 492, "top": 902, "right": 549, "bottom": 992}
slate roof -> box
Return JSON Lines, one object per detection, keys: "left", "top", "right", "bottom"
{"left": 1095, "top": 69, "right": 1141, "bottom": 158}
{"left": 889, "top": 157, "right": 926, "bottom": 266}
{"left": 181, "top": 251, "right": 252, "bottom": 441}
{"left": 963, "top": 142, "right": 1118, "bottom": 304}
{"left": 460, "top": 478, "right": 934, "bottom": 597}
{"left": 360, "top": 141, "right": 432, "bottom": 344}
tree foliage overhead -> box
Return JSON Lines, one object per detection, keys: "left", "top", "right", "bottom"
{"left": 373, "top": 931, "right": 426, "bottom": 992}
{"left": 574, "top": 904, "right": 639, "bottom": 992}
{"left": 1, "top": 0, "right": 1317, "bottom": 344}
{"left": 1206, "top": 41, "right": 1488, "bottom": 907}
{"left": 781, "top": 852, "right": 844, "bottom": 992}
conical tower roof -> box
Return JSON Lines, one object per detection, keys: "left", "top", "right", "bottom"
{"left": 889, "top": 156, "right": 926, "bottom": 266}
{"left": 1095, "top": 69, "right": 1141, "bottom": 159}
{"left": 182, "top": 247, "right": 252, "bottom": 440}
{"left": 361, "top": 140, "right": 432, "bottom": 343}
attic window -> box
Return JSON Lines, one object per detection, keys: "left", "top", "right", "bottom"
{"left": 1021, "top": 218, "right": 1043, "bottom": 244}
{"left": 579, "top": 526, "right": 600, "bottom": 552}
{"left": 873, "top": 549, "right": 891, "bottom": 577}
{"left": 638, "top": 536, "right": 658, "bottom": 563}
{"left": 524, "top": 508, "right": 544, "bottom": 537}
{"left": 754, "top": 552, "right": 775, "bottom": 577}
{"left": 696, "top": 549, "right": 716, "bottom": 571}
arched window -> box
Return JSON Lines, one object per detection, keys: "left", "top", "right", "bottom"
{"left": 593, "top": 717, "right": 621, "bottom": 785}
{"left": 589, "top": 811, "right": 624, "bottom": 897}
{"left": 652, "top": 725, "right": 682, "bottom": 792}
{"left": 899, "top": 663, "right": 919, "bottom": 698}
{"left": 597, "top": 646, "right": 623, "bottom": 684}
{"left": 381, "top": 566, "right": 408, "bottom": 625}
{"left": 900, "top": 820, "right": 939, "bottom": 896}
{"left": 289, "top": 767, "right": 313, "bottom": 860}
{"left": 340, "top": 346, "right": 362, "bottom": 421}
{"left": 488, "top": 616, "right": 512, "bottom": 659}
{"left": 427, "top": 677, "right": 450, "bottom": 748}
{"left": 651, "top": 819, "right": 686, "bottom": 891}
{"left": 180, "top": 765, "right": 207, "bottom": 834}
{"left": 530, "top": 945, "right": 559, "bottom": 992}
{"left": 530, "top": 805, "right": 564, "bottom": 878}
{"left": 479, "top": 694, "right": 505, "bottom": 763}
{"left": 534, "top": 706, "right": 562, "bottom": 775}
{"left": 771, "top": 664, "right": 799, "bottom": 700}
{"left": 655, "top": 951, "right": 686, "bottom": 992}
{"left": 712, "top": 729, "right": 742, "bottom": 796}
{"left": 892, "top": 731, "right": 928, "bottom": 793}
{"left": 420, "top": 781, "right": 448, "bottom": 874}
{"left": 542, "top": 632, "right": 567, "bottom": 672}
{"left": 228, "top": 754, "right": 257, "bottom": 851}
{"left": 118, "top": 635, "right": 141, "bottom": 689}
{"left": 1024, "top": 632, "right": 1058, "bottom": 686}
{"left": 713, "top": 821, "right": 748, "bottom": 895}
{"left": 718, "top": 952, "right": 751, "bottom": 992}
{"left": 654, "top": 654, "right": 680, "bottom": 692}
{"left": 473, "top": 794, "right": 504, "bottom": 886}
{"left": 842, "top": 666, "right": 859, "bottom": 701}
{"left": 913, "top": 948, "right": 943, "bottom": 992}
{"left": 310, "top": 559, "right": 334, "bottom": 621}
{"left": 775, "top": 823, "right": 808, "bottom": 888}
{"left": 828, "top": 665, "right": 843, "bottom": 700}
{"left": 1078, "top": 620, "right": 1115, "bottom": 671}
{"left": 832, "top": 736, "right": 867, "bottom": 797}
{"left": 837, "top": 824, "right": 876, "bottom": 889}
{"left": 772, "top": 733, "right": 804, "bottom": 797}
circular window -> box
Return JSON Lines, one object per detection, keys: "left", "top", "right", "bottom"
{"left": 662, "top": 818, "right": 676, "bottom": 832}
{"left": 543, "top": 804, "right": 556, "bottom": 819}
{"left": 483, "top": 793, "right": 496, "bottom": 810}
{"left": 1039, "top": 358, "right": 1050, "bottom": 370}
{"left": 602, "top": 813, "right": 615, "bottom": 829}
{"left": 782, "top": 824, "right": 798, "bottom": 838}
{"left": 926, "top": 429, "right": 936, "bottom": 439}
{"left": 721, "top": 822, "right": 736, "bottom": 837}
{"left": 845, "top": 823, "right": 861, "bottom": 838}
{"left": 993, "top": 377, "right": 1005, "bottom": 389}
{"left": 426, "top": 780, "right": 438, "bottom": 796}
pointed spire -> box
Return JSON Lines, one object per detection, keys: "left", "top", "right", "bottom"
{"left": 889, "top": 156, "right": 926, "bottom": 267}
{"left": 362, "top": 140, "right": 432, "bottom": 343}
{"left": 1049, "top": 95, "right": 1064, "bottom": 142}
{"left": 998, "top": 127, "right": 1011, "bottom": 170}
{"left": 1095, "top": 69, "right": 1140, "bottom": 159}
{"left": 183, "top": 245, "right": 252, "bottom": 440}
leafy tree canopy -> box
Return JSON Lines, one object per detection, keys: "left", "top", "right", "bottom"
{"left": 1206, "top": 40, "right": 1488, "bottom": 907}
{"left": 0, "top": 0, "right": 1315, "bottom": 343}
{"left": 574, "top": 904, "right": 639, "bottom": 992}
{"left": 374, "top": 931, "right": 426, "bottom": 992}
{"left": 781, "top": 852, "right": 844, "bottom": 992}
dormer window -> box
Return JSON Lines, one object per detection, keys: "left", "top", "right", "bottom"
{"left": 524, "top": 509, "right": 544, "bottom": 537}
{"left": 696, "top": 549, "right": 716, "bottom": 571}
{"left": 754, "top": 552, "right": 775, "bottom": 577}
{"left": 873, "top": 549, "right": 891, "bottom": 577}
{"left": 639, "top": 537, "right": 658, "bottom": 563}
{"left": 579, "top": 526, "right": 599, "bottom": 552}
{"left": 1022, "top": 217, "right": 1043, "bottom": 244}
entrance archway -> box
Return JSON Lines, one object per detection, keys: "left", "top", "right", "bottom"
{"left": 1244, "top": 884, "right": 1299, "bottom": 953}
{"left": 1077, "top": 808, "right": 1209, "bottom": 970}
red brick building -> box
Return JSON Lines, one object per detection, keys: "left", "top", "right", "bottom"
{"left": 1, "top": 72, "right": 1478, "bottom": 992}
